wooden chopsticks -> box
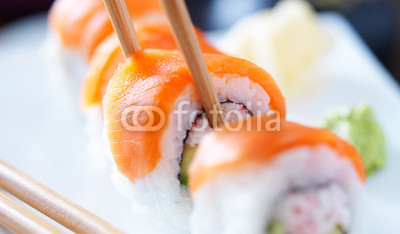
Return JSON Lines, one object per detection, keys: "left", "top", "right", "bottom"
{"left": 0, "top": 191, "right": 61, "bottom": 233}
{"left": 102, "top": 0, "right": 141, "bottom": 56}
{"left": 0, "top": 160, "right": 122, "bottom": 233}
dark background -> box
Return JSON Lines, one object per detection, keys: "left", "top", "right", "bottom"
{"left": 1, "top": 0, "right": 399, "bottom": 81}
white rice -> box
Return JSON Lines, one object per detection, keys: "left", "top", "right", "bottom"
{"left": 42, "top": 33, "right": 87, "bottom": 97}
{"left": 85, "top": 105, "right": 109, "bottom": 161}
{"left": 109, "top": 75, "right": 271, "bottom": 232}
{"left": 190, "top": 145, "right": 364, "bottom": 234}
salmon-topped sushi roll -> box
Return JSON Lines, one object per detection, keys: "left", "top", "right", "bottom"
{"left": 48, "top": 0, "right": 164, "bottom": 56}
{"left": 81, "top": 21, "right": 220, "bottom": 149}
{"left": 103, "top": 50, "right": 285, "bottom": 231}
{"left": 189, "top": 115, "right": 365, "bottom": 234}
{"left": 44, "top": 0, "right": 164, "bottom": 85}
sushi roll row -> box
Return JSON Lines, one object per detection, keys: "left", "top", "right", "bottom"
{"left": 46, "top": 0, "right": 366, "bottom": 233}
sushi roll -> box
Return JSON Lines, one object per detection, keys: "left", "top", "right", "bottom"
{"left": 103, "top": 50, "right": 286, "bottom": 230}
{"left": 189, "top": 115, "right": 365, "bottom": 234}
{"left": 47, "top": 0, "right": 164, "bottom": 57}
{"left": 44, "top": 0, "right": 164, "bottom": 86}
{"left": 81, "top": 21, "right": 220, "bottom": 157}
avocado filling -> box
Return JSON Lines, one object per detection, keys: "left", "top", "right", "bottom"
{"left": 322, "top": 104, "right": 387, "bottom": 175}
{"left": 179, "top": 101, "right": 252, "bottom": 185}
{"left": 178, "top": 144, "right": 197, "bottom": 185}
{"left": 266, "top": 183, "right": 350, "bottom": 234}
{"left": 268, "top": 221, "right": 345, "bottom": 234}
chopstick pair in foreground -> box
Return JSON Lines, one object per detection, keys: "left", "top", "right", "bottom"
{"left": 0, "top": 160, "right": 122, "bottom": 233}
{"left": 0, "top": 191, "right": 60, "bottom": 233}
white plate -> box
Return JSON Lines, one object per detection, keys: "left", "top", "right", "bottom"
{"left": 0, "top": 12, "right": 399, "bottom": 233}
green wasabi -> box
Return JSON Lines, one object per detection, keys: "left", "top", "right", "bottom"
{"left": 322, "top": 104, "right": 386, "bottom": 175}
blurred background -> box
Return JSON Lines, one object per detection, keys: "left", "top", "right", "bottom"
{"left": 1, "top": 0, "right": 399, "bottom": 80}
